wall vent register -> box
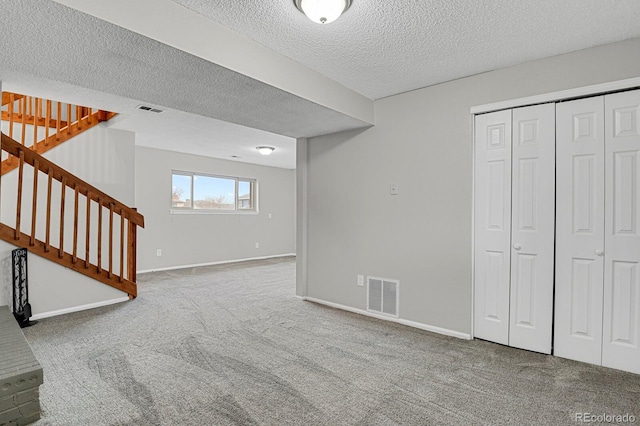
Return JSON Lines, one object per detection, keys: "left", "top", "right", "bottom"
{"left": 137, "top": 105, "right": 164, "bottom": 113}
{"left": 367, "top": 277, "right": 399, "bottom": 317}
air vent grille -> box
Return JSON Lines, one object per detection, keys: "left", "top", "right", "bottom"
{"left": 137, "top": 105, "right": 164, "bottom": 113}
{"left": 367, "top": 276, "right": 399, "bottom": 317}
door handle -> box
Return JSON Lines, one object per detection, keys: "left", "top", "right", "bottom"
{"left": 513, "top": 243, "right": 521, "bottom": 251}
{"left": 595, "top": 249, "right": 604, "bottom": 256}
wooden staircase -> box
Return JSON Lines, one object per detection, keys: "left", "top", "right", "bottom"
{"left": 1, "top": 92, "right": 116, "bottom": 175}
{"left": 0, "top": 112, "right": 143, "bottom": 298}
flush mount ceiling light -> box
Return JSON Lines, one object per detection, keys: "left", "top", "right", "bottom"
{"left": 294, "top": 0, "right": 352, "bottom": 24}
{"left": 256, "top": 146, "right": 275, "bottom": 156}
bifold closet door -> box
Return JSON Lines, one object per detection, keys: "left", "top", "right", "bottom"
{"left": 555, "top": 90, "right": 640, "bottom": 374}
{"left": 555, "top": 97, "right": 605, "bottom": 365}
{"left": 602, "top": 89, "right": 640, "bottom": 374}
{"left": 508, "top": 104, "right": 555, "bottom": 354}
{"left": 474, "top": 105, "right": 555, "bottom": 353}
{"left": 474, "top": 110, "right": 512, "bottom": 345}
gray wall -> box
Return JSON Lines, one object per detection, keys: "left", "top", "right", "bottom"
{"left": 135, "top": 147, "right": 296, "bottom": 271}
{"left": 301, "top": 37, "right": 640, "bottom": 335}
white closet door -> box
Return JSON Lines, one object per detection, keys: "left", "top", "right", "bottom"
{"left": 474, "top": 110, "right": 512, "bottom": 345}
{"left": 554, "top": 97, "right": 605, "bottom": 365}
{"left": 508, "top": 104, "right": 555, "bottom": 354}
{"left": 602, "top": 89, "right": 640, "bottom": 374}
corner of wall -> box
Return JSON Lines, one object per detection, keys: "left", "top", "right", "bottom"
{"left": 296, "top": 138, "right": 308, "bottom": 297}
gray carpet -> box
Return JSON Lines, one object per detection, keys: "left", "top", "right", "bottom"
{"left": 23, "top": 257, "right": 639, "bottom": 425}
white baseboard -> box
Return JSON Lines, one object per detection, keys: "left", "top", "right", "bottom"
{"left": 137, "top": 253, "right": 296, "bottom": 274}
{"left": 302, "top": 296, "right": 472, "bottom": 340}
{"left": 31, "top": 296, "right": 129, "bottom": 320}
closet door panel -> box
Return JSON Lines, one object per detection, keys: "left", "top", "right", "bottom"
{"left": 474, "top": 110, "right": 512, "bottom": 345}
{"left": 603, "top": 89, "right": 640, "bottom": 374}
{"left": 509, "top": 103, "right": 556, "bottom": 354}
{"left": 555, "top": 97, "right": 605, "bottom": 365}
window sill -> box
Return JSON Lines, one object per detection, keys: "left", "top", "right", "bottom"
{"left": 170, "top": 209, "right": 259, "bottom": 215}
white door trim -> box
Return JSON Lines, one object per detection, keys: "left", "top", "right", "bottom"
{"left": 470, "top": 77, "right": 640, "bottom": 115}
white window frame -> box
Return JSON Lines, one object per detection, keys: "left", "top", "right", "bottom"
{"left": 170, "top": 170, "right": 258, "bottom": 214}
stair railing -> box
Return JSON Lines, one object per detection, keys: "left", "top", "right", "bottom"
{"left": 1, "top": 92, "right": 116, "bottom": 175}
{"left": 0, "top": 133, "right": 144, "bottom": 297}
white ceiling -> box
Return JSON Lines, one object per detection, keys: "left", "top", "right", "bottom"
{"left": 172, "top": 0, "right": 640, "bottom": 100}
{"left": 1, "top": 72, "right": 298, "bottom": 169}
{"left": 0, "top": 0, "right": 371, "bottom": 170}
{"left": 2, "top": 0, "right": 640, "bottom": 170}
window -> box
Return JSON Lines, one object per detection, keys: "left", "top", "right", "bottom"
{"left": 171, "top": 171, "right": 257, "bottom": 212}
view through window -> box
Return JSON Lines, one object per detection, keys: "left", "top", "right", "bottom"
{"left": 172, "top": 171, "right": 256, "bottom": 212}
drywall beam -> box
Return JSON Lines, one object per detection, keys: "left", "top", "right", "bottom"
{"left": 52, "top": 0, "right": 374, "bottom": 125}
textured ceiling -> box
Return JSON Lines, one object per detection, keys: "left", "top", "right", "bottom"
{"left": 2, "top": 74, "right": 296, "bottom": 169}
{"left": 171, "top": 0, "right": 640, "bottom": 100}
{"left": 0, "top": 0, "right": 369, "bottom": 138}
{"left": 0, "top": 0, "right": 373, "bottom": 169}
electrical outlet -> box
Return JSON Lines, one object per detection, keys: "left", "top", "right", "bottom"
{"left": 255, "top": 242, "right": 260, "bottom": 249}
{"left": 357, "top": 275, "right": 364, "bottom": 287}
{"left": 156, "top": 249, "right": 162, "bottom": 257}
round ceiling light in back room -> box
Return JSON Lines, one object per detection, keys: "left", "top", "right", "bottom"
{"left": 256, "top": 146, "right": 275, "bottom": 155}
{"left": 294, "top": 0, "right": 352, "bottom": 24}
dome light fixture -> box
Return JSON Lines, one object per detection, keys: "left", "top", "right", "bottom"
{"left": 294, "top": 0, "right": 352, "bottom": 24}
{"left": 256, "top": 146, "right": 275, "bottom": 156}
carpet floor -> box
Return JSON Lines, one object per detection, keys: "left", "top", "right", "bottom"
{"left": 24, "top": 257, "right": 640, "bottom": 425}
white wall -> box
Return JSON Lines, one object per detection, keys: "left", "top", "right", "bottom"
{"left": 300, "top": 38, "right": 640, "bottom": 335}
{"left": 0, "top": 240, "right": 127, "bottom": 317}
{"left": 135, "top": 146, "right": 296, "bottom": 271}
{"left": 0, "top": 124, "right": 135, "bottom": 316}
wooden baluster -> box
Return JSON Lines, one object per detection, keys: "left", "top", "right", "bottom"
{"left": 108, "top": 203, "right": 114, "bottom": 278}
{"left": 45, "top": 168, "right": 53, "bottom": 252}
{"left": 119, "top": 209, "right": 125, "bottom": 282}
{"left": 20, "top": 96, "right": 27, "bottom": 147}
{"left": 27, "top": 96, "right": 32, "bottom": 118}
{"left": 77, "top": 105, "right": 82, "bottom": 130}
{"left": 45, "top": 100, "right": 51, "bottom": 146}
{"left": 30, "top": 159, "right": 39, "bottom": 246}
{"left": 85, "top": 192, "right": 91, "bottom": 268}
{"left": 6, "top": 98, "right": 15, "bottom": 164}
{"left": 8, "top": 94, "right": 14, "bottom": 139}
{"left": 56, "top": 102, "right": 61, "bottom": 141}
{"left": 59, "top": 177, "right": 66, "bottom": 258}
{"left": 87, "top": 107, "right": 92, "bottom": 125}
{"left": 97, "top": 199, "right": 103, "bottom": 273}
{"left": 72, "top": 186, "right": 79, "bottom": 264}
{"left": 15, "top": 151, "right": 25, "bottom": 240}
{"left": 33, "top": 98, "right": 40, "bottom": 150}
{"left": 128, "top": 208, "right": 138, "bottom": 283}
{"left": 67, "top": 104, "right": 72, "bottom": 135}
